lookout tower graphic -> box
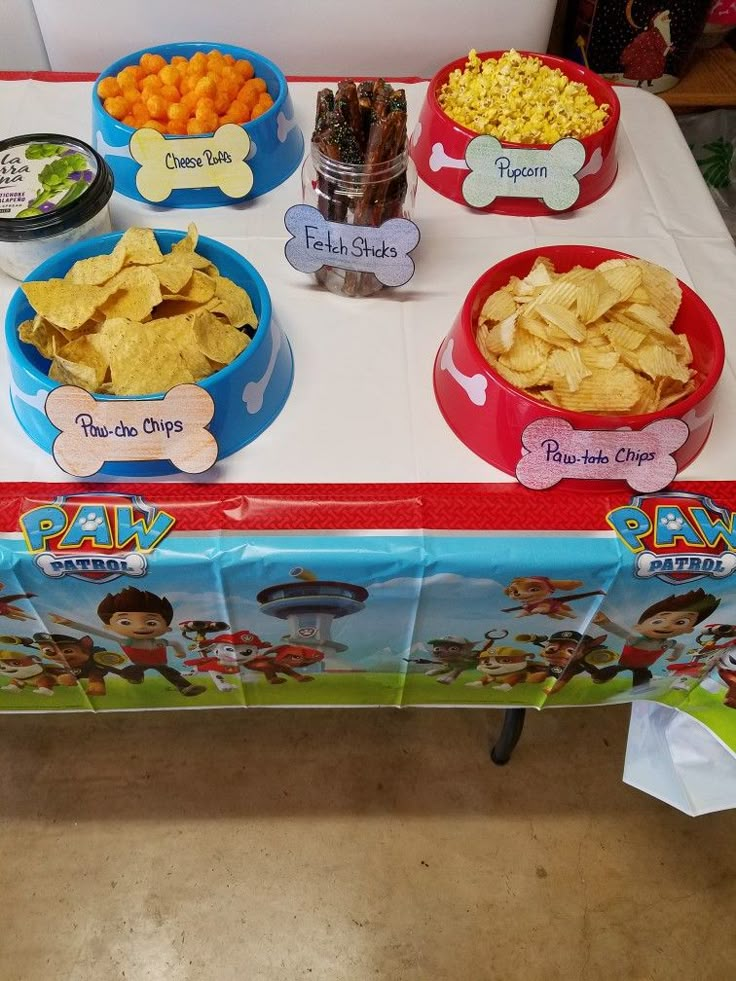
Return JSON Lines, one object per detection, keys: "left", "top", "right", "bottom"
{"left": 256, "top": 568, "right": 368, "bottom": 665}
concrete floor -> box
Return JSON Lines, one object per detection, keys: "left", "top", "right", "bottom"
{"left": 0, "top": 706, "right": 734, "bottom": 981}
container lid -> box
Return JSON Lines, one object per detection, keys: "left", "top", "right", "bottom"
{"left": 0, "top": 134, "right": 113, "bottom": 242}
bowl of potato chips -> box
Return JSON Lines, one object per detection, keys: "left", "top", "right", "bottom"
{"left": 6, "top": 225, "right": 294, "bottom": 477}
{"left": 434, "top": 245, "right": 724, "bottom": 478}
{"left": 411, "top": 50, "right": 619, "bottom": 215}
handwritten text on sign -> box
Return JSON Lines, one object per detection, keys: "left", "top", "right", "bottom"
{"left": 129, "top": 124, "right": 253, "bottom": 203}
{"left": 284, "top": 204, "right": 420, "bottom": 287}
{"left": 462, "top": 136, "right": 586, "bottom": 211}
{"left": 515, "top": 418, "right": 690, "bottom": 493}
{"left": 45, "top": 385, "right": 219, "bottom": 477}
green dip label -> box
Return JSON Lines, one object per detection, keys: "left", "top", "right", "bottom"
{"left": 0, "top": 141, "right": 97, "bottom": 219}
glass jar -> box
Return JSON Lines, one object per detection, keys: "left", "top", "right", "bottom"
{"left": 301, "top": 144, "right": 417, "bottom": 297}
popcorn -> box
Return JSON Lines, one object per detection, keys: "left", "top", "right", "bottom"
{"left": 438, "top": 50, "right": 610, "bottom": 145}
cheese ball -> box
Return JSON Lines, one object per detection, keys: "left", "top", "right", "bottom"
{"left": 97, "top": 49, "right": 272, "bottom": 133}
{"left": 438, "top": 49, "right": 610, "bottom": 145}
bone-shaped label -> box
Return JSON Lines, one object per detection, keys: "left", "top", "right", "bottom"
{"left": 516, "top": 417, "right": 689, "bottom": 493}
{"left": 45, "top": 384, "right": 219, "bottom": 477}
{"left": 462, "top": 136, "right": 586, "bottom": 211}
{"left": 439, "top": 338, "right": 487, "bottom": 406}
{"left": 129, "top": 124, "right": 253, "bottom": 203}
{"left": 284, "top": 204, "right": 420, "bottom": 287}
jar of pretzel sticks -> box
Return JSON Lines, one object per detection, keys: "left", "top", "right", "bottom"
{"left": 302, "top": 79, "right": 417, "bottom": 298}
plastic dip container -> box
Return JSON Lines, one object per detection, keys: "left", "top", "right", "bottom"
{"left": 0, "top": 134, "right": 113, "bottom": 280}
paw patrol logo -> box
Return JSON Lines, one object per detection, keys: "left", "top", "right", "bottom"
{"left": 19, "top": 494, "right": 175, "bottom": 583}
{"left": 607, "top": 491, "right": 736, "bottom": 584}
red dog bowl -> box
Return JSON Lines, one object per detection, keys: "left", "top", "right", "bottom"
{"left": 411, "top": 51, "right": 620, "bottom": 216}
{"left": 434, "top": 245, "right": 725, "bottom": 480}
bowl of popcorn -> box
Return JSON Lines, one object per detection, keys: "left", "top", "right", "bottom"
{"left": 411, "top": 50, "right": 620, "bottom": 215}
{"left": 92, "top": 42, "right": 304, "bottom": 207}
{"left": 434, "top": 245, "right": 724, "bottom": 482}
{"left": 5, "top": 225, "right": 294, "bottom": 477}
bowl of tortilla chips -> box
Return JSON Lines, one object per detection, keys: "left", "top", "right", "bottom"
{"left": 5, "top": 225, "right": 294, "bottom": 476}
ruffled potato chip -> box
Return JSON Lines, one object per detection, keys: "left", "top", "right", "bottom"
{"left": 473, "top": 255, "right": 697, "bottom": 415}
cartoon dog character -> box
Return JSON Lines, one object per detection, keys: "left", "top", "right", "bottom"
{"left": 244, "top": 643, "right": 324, "bottom": 684}
{"left": 517, "top": 630, "right": 618, "bottom": 694}
{"left": 0, "top": 648, "right": 73, "bottom": 695}
{"left": 465, "top": 629, "right": 548, "bottom": 690}
{"left": 0, "top": 584, "right": 37, "bottom": 623}
{"left": 671, "top": 624, "right": 736, "bottom": 706}
{"left": 0, "top": 632, "right": 123, "bottom": 697}
{"left": 183, "top": 630, "right": 270, "bottom": 692}
{"left": 502, "top": 577, "right": 604, "bottom": 620}
{"left": 407, "top": 637, "right": 479, "bottom": 685}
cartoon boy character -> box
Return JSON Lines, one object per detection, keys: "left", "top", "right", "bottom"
{"left": 0, "top": 632, "right": 123, "bottom": 697}
{"left": 502, "top": 577, "right": 605, "bottom": 620}
{"left": 594, "top": 588, "right": 720, "bottom": 689}
{"left": 51, "top": 588, "right": 206, "bottom": 697}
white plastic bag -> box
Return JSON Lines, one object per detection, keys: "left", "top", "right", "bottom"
{"left": 624, "top": 701, "right": 736, "bottom": 815}
{"left": 679, "top": 109, "right": 736, "bottom": 236}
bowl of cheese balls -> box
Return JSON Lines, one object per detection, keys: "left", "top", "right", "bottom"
{"left": 92, "top": 42, "right": 304, "bottom": 207}
{"left": 410, "top": 50, "right": 620, "bottom": 216}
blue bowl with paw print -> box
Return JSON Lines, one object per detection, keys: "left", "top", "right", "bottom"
{"left": 5, "top": 229, "right": 294, "bottom": 478}
{"left": 92, "top": 42, "right": 304, "bottom": 207}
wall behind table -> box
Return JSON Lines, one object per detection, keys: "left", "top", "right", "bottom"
{"left": 1, "top": 0, "right": 49, "bottom": 71}
{"left": 31, "top": 0, "right": 558, "bottom": 75}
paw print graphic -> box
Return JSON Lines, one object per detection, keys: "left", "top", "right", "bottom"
{"left": 660, "top": 512, "right": 685, "bottom": 532}
{"left": 79, "top": 512, "right": 104, "bottom": 533}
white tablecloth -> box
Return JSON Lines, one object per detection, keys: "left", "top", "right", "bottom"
{"left": 0, "top": 80, "right": 734, "bottom": 485}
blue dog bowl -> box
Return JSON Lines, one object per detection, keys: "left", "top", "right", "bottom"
{"left": 6, "top": 229, "right": 294, "bottom": 477}
{"left": 92, "top": 43, "right": 304, "bottom": 207}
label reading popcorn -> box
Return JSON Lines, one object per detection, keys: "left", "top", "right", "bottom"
{"left": 462, "top": 136, "right": 586, "bottom": 211}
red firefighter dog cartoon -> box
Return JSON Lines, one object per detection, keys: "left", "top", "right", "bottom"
{"left": 181, "top": 625, "right": 269, "bottom": 693}
{"left": 502, "top": 577, "right": 605, "bottom": 620}
{"left": 243, "top": 642, "right": 324, "bottom": 684}
{"left": 667, "top": 623, "right": 736, "bottom": 705}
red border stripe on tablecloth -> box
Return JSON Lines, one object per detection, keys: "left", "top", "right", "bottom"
{"left": 1, "top": 482, "right": 735, "bottom": 534}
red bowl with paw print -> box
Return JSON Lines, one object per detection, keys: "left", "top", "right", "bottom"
{"left": 433, "top": 245, "right": 725, "bottom": 486}
{"left": 410, "top": 51, "right": 620, "bottom": 215}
